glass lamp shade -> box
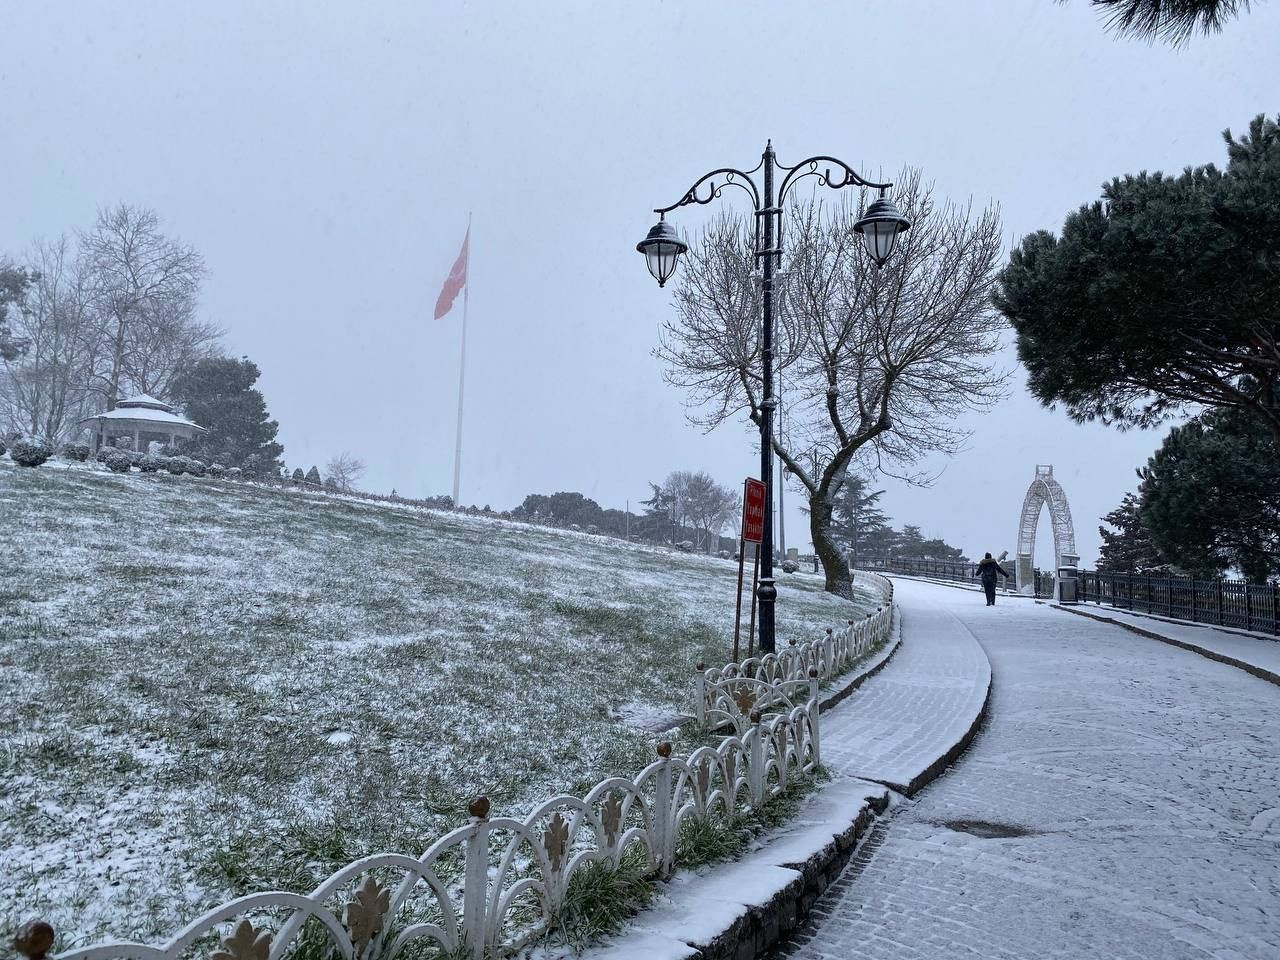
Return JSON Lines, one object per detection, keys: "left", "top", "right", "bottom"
{"left": 853, "top": 197, "right": 911, "bottom": 267}
{"left": 636, "top": 220, "right": 688, "bottom": 287}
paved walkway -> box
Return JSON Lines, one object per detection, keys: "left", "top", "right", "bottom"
{"left": 1056, "top": 601, "right": 1280, "bottom": 682}
{"left": 821, "top": 583, "right": 990, "bottom": 794}
{"left": 782, "top": 579, "right": 1280, "bottom": 960}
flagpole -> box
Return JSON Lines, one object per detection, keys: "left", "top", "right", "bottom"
{"left": 451, "top": 213, "right": 470, "bottom": 508}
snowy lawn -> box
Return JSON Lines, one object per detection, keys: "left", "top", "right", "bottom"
{"left": 0, "top": 460, "right": 874, "bottom": 947}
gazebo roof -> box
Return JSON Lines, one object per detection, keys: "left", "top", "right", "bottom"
{"left": 117, "top": 393, "right": 173, "bottom": 412}
{"left": 80, "top": 394, "right": 206, "bottom": 431}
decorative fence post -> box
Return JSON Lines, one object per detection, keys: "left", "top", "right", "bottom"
{"left": 694, "top": 662, "right": 706, "bottom": 728}
{"left": 13, "top": 922, "right": 54, "bottom": 960}
{"left": 748, "top": 710, "right": 765, "bottom": 805}
{"left": 653, "top": 742, "right": 674, "bottom": 879}
{"left": 462, "top": 796, "right": 490, "bottom": 960}
{"left": 808, "top": 667, "right": 822, "bottom": 767}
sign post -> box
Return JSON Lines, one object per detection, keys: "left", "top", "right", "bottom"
{"left": 734, "top": 478, "right": 767, "bottom": 661}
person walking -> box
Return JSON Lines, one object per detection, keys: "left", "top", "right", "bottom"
{"left": 974, "top": 552, "right": 1010, "bottom": 606}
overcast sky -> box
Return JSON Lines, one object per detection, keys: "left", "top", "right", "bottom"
{"left": 3, "top": 1, "right": 1277, "bottom": 565}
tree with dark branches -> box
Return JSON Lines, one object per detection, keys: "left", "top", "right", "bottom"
{"left": 995, "top": 114, "right": 1280, "bottom": 444}
{"left": 1069, "top": 0, "right": 1255, "bottom": 43}
{"left": 658, "top": 170, "right": 1007, "bottom": 596}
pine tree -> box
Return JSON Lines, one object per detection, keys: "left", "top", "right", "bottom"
{"left": 1097, "top": 492, "right": 1166, "bottom": 573}
{"left": 1138, "top": 410, "right": 1280, "bottom": 581}
{"left": 171, "top": 356, "right": 285, "bottom": 472}
{"left": 829, "top": 474, "right": 894, "bottom": 560}
{"left": 305, "top": 465, "right": 322, "bottom": 486}
{"left": 291, "top": 467, "right": 304, "bottom": 483}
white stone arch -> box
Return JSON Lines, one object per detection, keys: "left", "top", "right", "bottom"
{"left": 1015, "top": 465, "right": 1078, "bottom": 593}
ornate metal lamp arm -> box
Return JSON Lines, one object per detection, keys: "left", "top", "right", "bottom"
{"left": 654, "top": 167, "right": 762, "bottom": 217}
{"left": 776, "top": 155, "right": 893, "bottom": 207}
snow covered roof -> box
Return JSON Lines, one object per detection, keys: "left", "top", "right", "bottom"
{"left": 117, "top": 394, "right": 173, "bottom": 412}
{"left": 80, "top": 395, "right": 206, "bottom": 431}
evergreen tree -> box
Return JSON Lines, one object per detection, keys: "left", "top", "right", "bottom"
{"left": 995, "top": 114, "right": 1280, "bottom": 443}
{"left": 170, "top": 355, "right": 285, "bottom": 471}
{"left": 830, "top": 473, "right": 894, "bottom": 560}
{"left": 1097, "top": 492, "right": 1166, "bottom": 573}
{"left": 0, "top": 265, "right": 33, "bottom": 362}
{"left": 291, "top": 467, "right": 305, "bottom": 483}
{"left": 1087, "top": 0, "right": 1252, "bottom": 43}
{"left": 305, "top": 465, "right": 321, "bottom": 486}
{"left": 511, "top": 492, "right": 605, "bottom": 529}
{"left": 1138, "top": 409, "right": 1280, "bottom": 581}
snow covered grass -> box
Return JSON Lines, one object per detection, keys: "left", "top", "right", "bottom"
{"left": 0, "top": 460, "right": 874, "bottom": 949}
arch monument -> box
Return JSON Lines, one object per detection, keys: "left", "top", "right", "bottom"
{"left": 1015, "top": 465, "right": 1078, "bottom": 596}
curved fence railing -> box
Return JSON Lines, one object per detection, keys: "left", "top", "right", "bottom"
{"left": 694, "top": 572, "right": 894, "bottom": 727}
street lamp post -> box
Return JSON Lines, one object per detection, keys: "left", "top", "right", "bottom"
{"left": 637, "top": 141, "right": 909, "bottom": 654}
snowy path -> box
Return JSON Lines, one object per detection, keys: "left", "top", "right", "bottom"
{"left": 820, "top": 581, "right": 991, "bottom": 793}
{"left": 1055, "top": 602, "right": 1280, "bottom": 682}
{"left": 782, "top": 579, "right": 1280, "bottom": 960}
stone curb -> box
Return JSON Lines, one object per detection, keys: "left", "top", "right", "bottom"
{"left": 586, "top": 603, "right": 994, "bottom": 960}
{"left": 685, "top": 790, "right": 891, "bottom": 960}
{"left": 1049, "top": 602, "right": 1280, "bottom": 688}
{"left": 818, "top": 607, "right": 904, "bottom": 714}
{"left": 894, "top": 646, "right": 992, "bottom": 798}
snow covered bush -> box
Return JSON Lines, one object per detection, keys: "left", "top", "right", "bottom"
{"left": 139, "top": 454, "right": 165, "bottom": 473}
{"left": 226, "top": 467, "right": 242, "bottom": 481}
{"left": 10, "top": 437, "right": 53, "bottom": 467}
{"left": 62, "top": 442, "right": 90, "bottom": 462}
{"left": 185, "top": 458, "right": 207, "bottom": 477}
{"left": 166, "top": 456, "right": 188, "bottom": 475}
{"left": 104, "top": 451, "right": 133, "bottom": 473}
{"left": 208, "top": 462, "right": 225, "bottom": 479}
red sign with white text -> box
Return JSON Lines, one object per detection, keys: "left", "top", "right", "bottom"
{"left": 742, "top": 478, "right": 766, "bottom": 544}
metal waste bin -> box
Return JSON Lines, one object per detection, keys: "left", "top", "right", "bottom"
{"left": 1057, "top": 566, "right": 1079, "bottom": 603}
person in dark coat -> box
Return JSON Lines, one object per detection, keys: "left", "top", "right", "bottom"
{"left": 973, "top": 552, "right": 1010, "bottom": 606}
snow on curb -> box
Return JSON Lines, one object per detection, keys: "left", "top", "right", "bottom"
{"left": 1048, "top": 603, "right": 1280, "bottom": 687}
{"left": 580, "top": 779, "right": 891, "bottom": 960}
{"left": 580, "top": 597, "right": 995, "bottom": 960}
{"left": 815, "top": 606, "right": 903, "bottom": 714}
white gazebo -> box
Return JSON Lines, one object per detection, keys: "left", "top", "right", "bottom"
{"left": 81, "top": 394, "right": 207, "bottom": 454}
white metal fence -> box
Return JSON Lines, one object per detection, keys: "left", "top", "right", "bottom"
{"left": 695, "top": 571, "right": 894, "bottom": 726}
{"left": 13, "top": 575, "right": 893, "bottom": 960}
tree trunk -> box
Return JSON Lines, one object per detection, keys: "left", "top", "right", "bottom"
{"left": 809, "top": 491, "right": 853, "bottom": 597}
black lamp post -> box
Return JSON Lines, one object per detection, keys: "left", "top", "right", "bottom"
{"left": 638, "top": 141, "right": 909, "bottom": 654}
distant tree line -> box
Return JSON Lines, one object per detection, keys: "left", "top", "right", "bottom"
{"left": 0, "top": 204, "right": 308, "bottom": 478}
{"left": 827, "top": 471, "right": 968, "bottom": 563}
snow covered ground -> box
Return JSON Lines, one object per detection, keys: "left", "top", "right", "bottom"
{"left": 785, "top": 579, "right": 1280, "bottom": 960}
{"left": 0, "top": 460, "right": 875, "bottom": 948}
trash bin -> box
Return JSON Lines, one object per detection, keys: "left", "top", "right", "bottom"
{"left": 1057, "top": 566, "right": 1079, "bottom": 603}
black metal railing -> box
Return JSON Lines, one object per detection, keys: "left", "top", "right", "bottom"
{"left": 1078, "top": 570, "right": 1280, "bottom": 636}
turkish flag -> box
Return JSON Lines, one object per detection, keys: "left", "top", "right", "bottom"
{"left": 434, "top": 228, "right": 469, "bottom": 320}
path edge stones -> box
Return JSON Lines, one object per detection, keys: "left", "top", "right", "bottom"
{"left": 584, "top": 601, "right": 995, "bottom": 960}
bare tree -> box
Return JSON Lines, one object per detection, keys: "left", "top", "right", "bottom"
{"left": 658, "top": 171, "right": 1007, "bottom": 595}
{"left": 325, "top": 452, "right": 366, "bottom": 492}
{"left": 80, "top": 205, "right": 211, "bottom": 408}
{"left": 661, "top": 470, "right": 738, "bottom": 552}
{"left": 0, "top": 237, "right": 98, "bottom": 442}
